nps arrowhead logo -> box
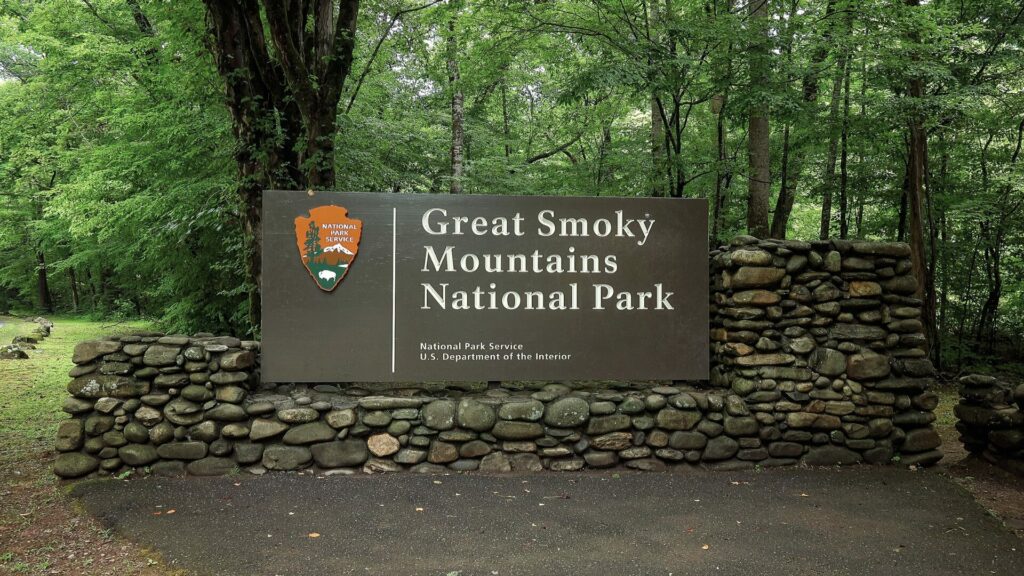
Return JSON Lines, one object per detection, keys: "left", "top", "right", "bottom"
{"left": 294, "top": 205, "right": 363, "bottom": 291}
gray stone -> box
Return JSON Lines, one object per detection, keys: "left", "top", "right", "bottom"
{"left": 668, "top": 431, "right": 707, "bottom": 450}
{"left": 901, "top": 428, "right": 941, "bottom": 452}
{"left": 68, "top": 375, "right": 148, "bottom": 399}
{"left": 544, "top": 397, "right": 590, "bottom": 428}
{"left": 84, "top": 414, "right": 115, "bottom": 435}
{"left": 142, "top": 344, "right": 181, "bottom": 367}
{"left": 724, "top": 416, "right": 758, "bottom": 437}
{"left": 206, "top": 403, "right": 248, "bottom": 422}
{"left": 428, "top": 440, "right": 459, "bottom": 463}
{"left": 655, "top": 409, "right": 700, "bottom": 431}
{"left": 810, "top": 348, "right": 846, "bottom": 376}
{"left": 62, "top": 397, "right": 94, "bottom": 415}
{"left": 591, "top": 431, "right": 632, "bottom": 451}
{"left": 56, "top": 420, "right": 83, "bottom": 452}
{"left": 498, "top": 400, "right": 544, "bottom": 421}
{"left": 729, "top": 267, "right": 786, "bottom": 289}
{"left": 149, "top": 421, "right": 175, "bottom": 444}
{"left": 249, "top": 419, "right": 290, "bottom": 440}
{"left": 277, "top": 408, "right": 319, "bottom": 424}
{"left": 326, "top": 409, "right": 357, "bottom": 429}
{"left": 216, "top": 386, "right": 247, "bottom": 404}
{"left": 284, "top": 422, "right": 337, "bottom": 445}
{"left": 479, "top": 452, "right": 512, "bottom": 472}
{"left": 311, "top": 440, "right": 368, "bottom": 468}
{"left": 492, "top": 421, "right": 544, "bottom": 439}
{"left": 394, "top": 449, "right": 427, "bottom": 465}
{"left": 219, "top": 350, "right": 254, "bottom": 370}
{"left": 181, "top": 385, "right": 213, "bottom": 402}
{"left": 508, "top": 453, "right": 543, "bottom": 472}
{"left": 263, "top": 445, "right": 312, "bottom": 470}
{"left": 186, "top": 457, "right": 236, "bottom": 476}
{"left": 358, "top": 396, "right": 424, "bottom": 410}
{"left": 421, "top": 400, "right": 456, "bottom": 430}
{"left": 802, "top": 445, "right": 862, "bottom": 466}
{"left": 234, "top": 442, "right": 265, "bottom": 464}
{"left": 123, "top": 422, "right": 149, "bottom": 444}
{"left": 586, "top": 414, "right": 631, "bottom": 434}
{"left": 53, "top": 453, "right": 99, "bottom": 478}
{"left": 118, "top": 443, "right": 158, "bottom": 466}
{"left": 157, "top": 441, "right": 209, "bottom": 460}
{"left": 702, "top": 436, "right": 739, "bottom": 461}
{"left": 846, "top": 352, "right": 891, "bottom": 380}
{"left": 72, "top": 340, "right": 122, "bottom": 364}
{"left": 459, "top": 440, "right": 492, "bottom": 458}
{"left": 363, "top": 411, "right": 393, "bottom": 427}
{"left": 456, "top": 399, "right": 496, "bottom": 431}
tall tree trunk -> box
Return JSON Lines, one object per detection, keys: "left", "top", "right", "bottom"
{"left": 501, "top": 80, "right": 511, "bottom": 159}
{"left": 712, "top": 94, "right": 729, "bottom": 243}
{"left": 819, "top": 57, "right": 848, "bottom": 239}
{"left": 770, "top": 124, "right": 794, "bottom": 239}
{"left": 839, "top": 63, "right": 851, "bottom": 238}
{"left": 202, "top": 0, "right": 361, "bottom": 334}
{"left": 447, "top": 12, "right": 464, "bottom": 194}
{"left": 68, "top": 267, "right": 80, "bottom": 313}
{"left": 746, "top": 0, "right": 770, "bottom": 238}
{"left": 36, "top": 252, "right": 53, "bottom": 313}
{"left": 905, "top": 0, "right": 936, "bottom": 357}
{"left": 651, "top": 96, "right": 666, "bottom": 197}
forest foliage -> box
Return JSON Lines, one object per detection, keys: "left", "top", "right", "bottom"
{"left": 0, "top": 0, "right": 1022, "bottom": 371}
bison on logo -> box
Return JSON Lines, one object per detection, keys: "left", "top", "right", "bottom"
{"left": 294, "top": 205, "right": 363, "bottom": 291}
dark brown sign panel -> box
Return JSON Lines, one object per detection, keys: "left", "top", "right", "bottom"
{"left": 262, "top": 191, "right": 708, "bottom": 382}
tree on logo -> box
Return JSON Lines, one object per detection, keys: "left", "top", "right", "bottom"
{"left": 304, "top": 221, "right": 322, "bottom": 263}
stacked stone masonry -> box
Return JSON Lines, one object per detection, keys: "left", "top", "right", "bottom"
{"left": 956, "top": 374, "right": 1024, "bottom": 475}
{"left": 709, "top": 236, "right": 942, "bottom": 468}
{"left": 52, "top": 237, "right": 942, "bottom": 479}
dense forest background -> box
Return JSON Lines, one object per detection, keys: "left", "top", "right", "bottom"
{"left": 0, "top": 0, "right": 1021, "bottom": 372}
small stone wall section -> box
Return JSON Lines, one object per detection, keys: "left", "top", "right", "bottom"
{"left": 709, "top": 236, "right": 942, "bottom": 466}
{"left": 956, "top": 374, "right": 1024, "bottom": 475}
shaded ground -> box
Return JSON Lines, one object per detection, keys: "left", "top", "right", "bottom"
{"left": 931, "top": 380, "right": 1024, "bottom": 539}
{"left": 0, "top": 315, "right": 172, "bottom": 576}
{"left": 74, "top": 467, "right": 1022, "bottom": 576}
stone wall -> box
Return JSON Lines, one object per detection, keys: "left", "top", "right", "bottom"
{"left": 53, "top": 237, "right": 943, "bottom": 479}
{"left": 709, "top": 236, "right": 942, "bottom": 466}
{"left": 956, "top": 374, "right": 1024, "bottom": 475}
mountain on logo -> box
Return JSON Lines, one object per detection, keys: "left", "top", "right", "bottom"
{"left": 323, "top": 243, "right": 354, "bottom": 255}
{"left": 294, "top": 205, "right": 363, "bottom": 292}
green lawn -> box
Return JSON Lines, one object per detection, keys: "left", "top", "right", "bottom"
{"left": 0, "top": 316, "right": 153, "bottom": 454}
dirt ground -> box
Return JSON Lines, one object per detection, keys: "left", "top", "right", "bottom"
{"left": 932, "top": 379, "right": 1024, "bottom": 539}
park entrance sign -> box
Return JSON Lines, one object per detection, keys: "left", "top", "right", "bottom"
{"left": 261, "top": 191, "right": 708, "bottom": 382}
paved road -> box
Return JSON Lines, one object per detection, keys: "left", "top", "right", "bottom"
{"left": 74, "top": 467, "right": 1023, "bottom": 576}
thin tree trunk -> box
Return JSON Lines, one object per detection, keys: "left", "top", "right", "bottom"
{"left": 712, "top": 94, "right": 728, "bottom": 243}
{"left": 905, "top": 2, "right": 933, "bottom": 355}
{"left": 819, "top": 57, "right": 847, "bottom": 239}
{"left": 770, "top": 124, "right": 793, "bottom": 239}
{"left": 447, "top": 13, "right": 464, "bottom": 194}
{"left": 839, "top": 62, "right": 851, "bottom": 239}
{"left": 37, "top": 252, "right": 53, "bottom": 313}
{"left": 501, "top": 81, "right": 511, "bottom": 159}
{"left": 68, "top": 267, "right": 80, "bottom": 313}
{"left": 746, "top": 0, "right": 770, "bottom": 238}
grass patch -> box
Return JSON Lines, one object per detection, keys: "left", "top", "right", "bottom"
{"left": 0, "top": 316, "right": 152, "bottom": 456}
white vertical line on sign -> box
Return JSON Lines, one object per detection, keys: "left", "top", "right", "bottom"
{"left": 391, "top": 207, "right": 397, "bottom": 374}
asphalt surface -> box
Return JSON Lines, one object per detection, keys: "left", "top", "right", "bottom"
{"left": 73, "top": 467, "right": 1023, "bottom": 576}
